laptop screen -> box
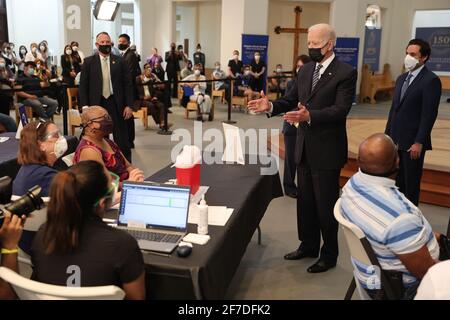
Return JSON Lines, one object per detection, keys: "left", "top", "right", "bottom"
{"left": 118, "top": 182, "right": 190, "bottom": 231}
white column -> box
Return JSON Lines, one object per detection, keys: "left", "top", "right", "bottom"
{"left": 62, "top": 0, "right": 92, "bottom": 57}
{"left": 220, "top": 0, "right": 269, "bottom": 68}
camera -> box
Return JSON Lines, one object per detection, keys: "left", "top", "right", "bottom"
{"left": 0, "top": 176, "right": 44, "bottom": 228}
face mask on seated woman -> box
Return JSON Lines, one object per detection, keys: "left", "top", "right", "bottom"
{"left": 82, "top": 114, "right": 114, "bottom": 138}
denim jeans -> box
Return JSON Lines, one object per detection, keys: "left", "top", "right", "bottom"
{"left": 22, "top": 96, "right": 58, "bottom": 119}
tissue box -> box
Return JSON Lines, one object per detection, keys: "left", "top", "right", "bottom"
{"left": 176, "top": 164, "right": 200, "bottom": 195}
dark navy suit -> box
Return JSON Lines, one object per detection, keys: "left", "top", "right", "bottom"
{"left": 385, "top": 65, "right": 441, "bottom": 205}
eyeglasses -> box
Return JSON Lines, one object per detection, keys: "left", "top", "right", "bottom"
{"left": 35, "top": 118, "right": 48, "bottom": 132}
{"left": 95, "top": 171, "right": 120, "bottom": 206}
{"left": 88, "top": 114, "right": 112, "bottom": 123}
{"left": 41, "top": 130, "right": 62, "bottom": 142}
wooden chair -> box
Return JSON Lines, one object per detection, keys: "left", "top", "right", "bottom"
{"left": 359, "top": 63, "right": 395, "bottom": 104}
{"left": 211, "top": 74, "right": 226, "bottom": 104}
{"left": 182, "top": 87, "right": 214, "bottom": 121}
{"left": 266, "top": 79, "right": 279, "bottom": 101}
{"left": 132, "top": 107, "right": 149, "bottom": 130}
{"left": 230, "top": 80, "right": 248, "bottom": 109}
{"left": 67, "top": 87, "right": 81, "bottom": 136}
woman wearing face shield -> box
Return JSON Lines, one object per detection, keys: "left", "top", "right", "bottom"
{"left": 74, "top": 106, "right": 144, "bottom": 183}
{"left": 12, "top": 120, "right": 69, "bottom": 254}
{"left": 30, "top": 161, "right": 146, "bottom": 300}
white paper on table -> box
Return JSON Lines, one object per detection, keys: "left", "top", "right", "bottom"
{"left": 15, "top": 121, "right": 23, "bottom": 140}
{"left": 191, "top": 186, "right": 210, "bottom": 205}
{"left": 222, "top": 123, "right": 245, "bottom": 165}
{"left": 0, "top": 137, "right": 9, "bottom": 143}
{"left": 183, "top": 233, "right": 211, "bottom": 245}
{"left": 188, "top": 204, "right": 234, "bottom": 226}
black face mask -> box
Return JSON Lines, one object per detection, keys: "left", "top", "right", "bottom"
{"left": 98, "top": 119, "right": 114, "bottom": 135}
{"left": 308, "top": 43, "right": 329, "bottom": 63}
{"left": 118, "top": 43, "right": 129, "bottom": 51}
{"left": 98, "top": 44, "right": 112, "bottom": 55}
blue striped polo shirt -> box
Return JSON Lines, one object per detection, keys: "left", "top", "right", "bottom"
{"left": 340, "top": 170, "right": 439, "bottom": 289}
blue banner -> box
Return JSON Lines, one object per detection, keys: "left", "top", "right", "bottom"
{"left": 335, "top": 37, "right": 360, "bottom": 70}
{"left": 242, "top": 34, "right": 269, "bottom": 92}
{"left": 415, "top": 27, "right": 450, "bottom": 73}
{"left": 18, "top": 105, "right": 29, "bottom": 127}
{"left": 363, "top": 27, "right": 382, "bottom": 72}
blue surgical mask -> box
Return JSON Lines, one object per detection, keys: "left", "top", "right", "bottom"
{"left": 28, "top": 68, "right": 35, "bottom": 76}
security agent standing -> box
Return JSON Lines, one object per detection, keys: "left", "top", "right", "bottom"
{"left": 249, "top": 24, "right": 357, "bottom": 273}
{"left": 165, "top": 43, "right": 181, "bottom": 98}
{"left": 385, "top": 39, "right": 441, "bottom": 206}
{"left": 80, "top": 32, "right": 134, "bottom": 162}
{"left": 118, "top": 33, "right": 141, "bottom": 149}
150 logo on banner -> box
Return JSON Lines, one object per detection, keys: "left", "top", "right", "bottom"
{"left": 66, "top": 5, "right": 81, "bottom": 30}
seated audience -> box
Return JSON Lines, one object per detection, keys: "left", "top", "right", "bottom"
{"left": 17, "top": 46, "right": 28, "bottom": 76}
{"left": 212, "top": 61, "right": 229, "bottom": 91}
{"left": 0, "top": 210, "right": 27, "bottom": 300}
{"left": 31, "top": 161, "right": 145, "bottom": 300}
{"left": 25, "top": 43, "right": 43, "bottom": 63}
{"left": 15, "top": 61, "right": 58, "bottom": 119}
{"left": 0, "top": 57, "right": 14, "bottom": 115}
{"left": 182, "top": 64, "right": 212, "bottom": 121}
{"left": 340, "top": 133, "right": 441, "bottom": 299}
{"left": 180, "top": 60, "right": 194, "bottom": 80}
{"left": 136, "top": 63, "right": 167, "bottom": 128}
{"left": 61, "top": 44, "right": 81, "bottom": 86}
{"left": 74, "top": 106, "right": 144, "bottom": 183}
{"left": 70, "top": 41, "right": 85, "bottom": 65}
{"left": 212, "top": 61, "right": 230, "bottom": 104}
{"left": 268, "top": 64, "right": 288, "bottom": 95}
{"left": 152, "top": 59, "right": 166, "bottom": 83}
{"left": 415, "top": 260, "right": 450, "bottom": 300}
{"left": 1, "top": 43, "right": 15, "bottom": 75}
{"left": 34, "top": 59, "right": 51, "bottom": 82}
{"left": 236, "top": 65, "right": 260, "bottom": 103}
{"left": 13, "top": 120, "right": 68, "bottom": 254}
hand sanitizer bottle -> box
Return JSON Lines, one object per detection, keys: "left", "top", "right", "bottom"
{"left": 197, "top": 195, "right": 208, "bottom": 235}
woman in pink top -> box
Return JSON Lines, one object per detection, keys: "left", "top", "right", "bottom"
{"left": 74, "top": 106, "right": 144, "bottom": 183}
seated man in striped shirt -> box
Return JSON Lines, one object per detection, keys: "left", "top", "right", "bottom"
{"left": 340, "top": 133, "right": 441, "bottom": 299}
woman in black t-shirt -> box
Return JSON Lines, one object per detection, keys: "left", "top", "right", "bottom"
{"left": 249, "top": 51, "right": 266, "bottom": 92}
{"left": 31, "top": 161, "right": 145, "bottom": 300}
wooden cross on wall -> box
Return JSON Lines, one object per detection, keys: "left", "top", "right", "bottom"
{"left": 274, "top": 6, "right": 308, "bottom": 68}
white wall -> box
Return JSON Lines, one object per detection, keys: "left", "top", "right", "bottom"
{"left": 268, "top": 0, "right": 330, "bottom": 72}
{"left": 197, "top": 1, "right": 222, "bottom": 68}
{"left": 7, "top": 0, "right": 64, "bottom": 60}
{"left": 177, "top": 2, "right": 198, "bottom": 52}
{"left": 243, "top": 0, "right": 269, "bottom": 35}
{"left": 220, "top": 0, "right": 245, "bottom": 68}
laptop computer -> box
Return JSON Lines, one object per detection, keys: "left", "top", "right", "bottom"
{"left": 117, "top": 181, "right": 190, "bottom": 254}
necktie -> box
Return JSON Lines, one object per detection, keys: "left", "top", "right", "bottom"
{"left": 102, "top": 57, "right": 111, "bottom": 99}
{"left": 400, "top": 73, "right": 413, "bottom": 101}
{"left": 311, "top": 64, "right": 323, "bottom": 92}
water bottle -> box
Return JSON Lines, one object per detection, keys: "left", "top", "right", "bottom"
{"left": 197, "top": 195, "right": 208, "bottom": 235}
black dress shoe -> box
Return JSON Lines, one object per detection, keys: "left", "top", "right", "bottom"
{"left": 284, "top": 248, "right": 319, "bottom": 260}
{"left": 307, "top": 260, "right": 336, "bottom": 273}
